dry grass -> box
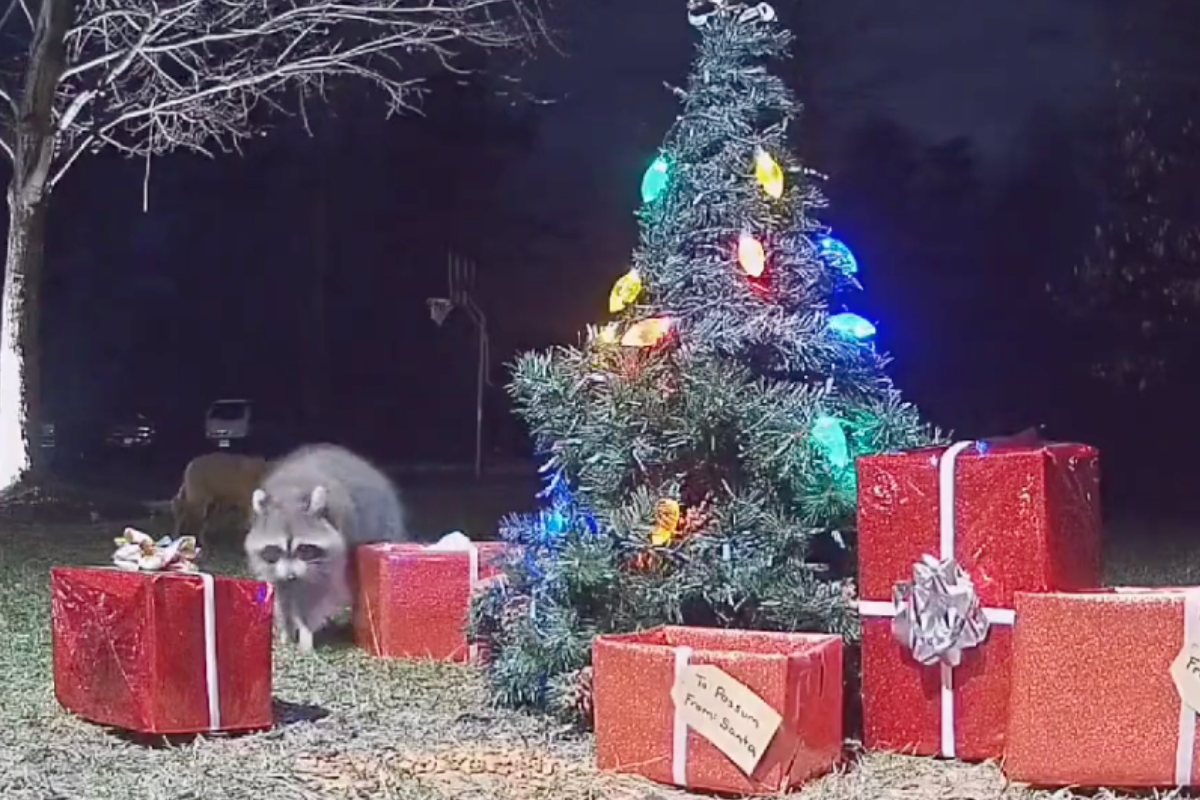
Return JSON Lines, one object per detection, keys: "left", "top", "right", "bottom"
{"left": 0, "top": 508, "right": 1197, "bottom": 799}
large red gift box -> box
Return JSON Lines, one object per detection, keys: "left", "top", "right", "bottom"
{"left": 354, "top": 542, "right": 507, "bottom": 662}
{"left": 1007, "top": 588, "right": 1200, "bottom": 788}
{"left": 855, "top": 439, "right": 1101, "bottom": 760}
{"left": 593, "top": 626, "right": 843, "bottom": 795}
{"left": 51, "top": 567, "right": 275, "bottom": 735}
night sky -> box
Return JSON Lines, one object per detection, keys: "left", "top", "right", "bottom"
{"left": 27, "top": 0, "right": 1195, "bottom": 509}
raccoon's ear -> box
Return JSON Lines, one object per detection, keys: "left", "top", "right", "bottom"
{"left": 251, "top": 489, "right": 269, "bottom": 515}
{"left": 307, "top": 485, "right": 328, "bottom": 517}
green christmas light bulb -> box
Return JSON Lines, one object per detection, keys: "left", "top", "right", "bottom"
{"left": 829, "top": 313, "right": 876, "bottom": 340}
{"left": 640, "top": 155, "right": 670, "bottom": 204}
{"left": 811, "top": 415, "right": 850, "bottom": 469}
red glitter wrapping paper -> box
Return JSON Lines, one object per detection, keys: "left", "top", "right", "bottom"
{"left": 855, "top": 440, "right": 1101, "bottom": 761}
{"left": 354, "top": 542, "right": 508, "bottom": 662}
{"left": 593, "top": 626, "right": 843, "bottom": 796}
{"left": 51, "top": 567, "right": 275, "bottom": 735}
{"left": 1006, "top": 588, "right": 1200, "bottom": 788}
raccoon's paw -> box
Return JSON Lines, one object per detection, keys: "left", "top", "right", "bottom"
{"left": 278, "top": 626, "right": 292, "bottom": 646}
{"left": 296, "top": 625, "right": 314, "bottom": 654}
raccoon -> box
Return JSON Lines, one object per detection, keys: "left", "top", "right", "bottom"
{"left": 172, "top": 452, "right": 271, "bottom": 552}
{"left": 243, "top": 443, "right": 408, "bottom": 653}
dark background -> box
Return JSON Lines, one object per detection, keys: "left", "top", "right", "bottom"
{"left": 17, "top": 0, "right": 1200, "bottom": 518}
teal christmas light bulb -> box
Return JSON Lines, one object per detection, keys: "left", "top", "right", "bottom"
{"left": 818, "top": 236, "right": 858, "bottom": 276}
{"left": 829, "top": 312, "right": 876, "bottom": 340}
{"left": 641, "top": 155, "right": 670, "bottom": 204}
{"left": 811, "top": 415, "right": 850, "bottom": 469}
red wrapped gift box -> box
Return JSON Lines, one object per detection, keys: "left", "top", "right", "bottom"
{"left": 354, "top": 542, "right": 507, "bottom": 662}
{"left": 51, "top": 567, "right": 275, "bottom": 735}
{"left": 1007, "top": 588, "right": 1200, "bottom": 788}
{"left": 855, "top": 440, "right": 1101, "bottom": 761}
{"left": 593, "top": 626, "right": 843, "bottom": 795}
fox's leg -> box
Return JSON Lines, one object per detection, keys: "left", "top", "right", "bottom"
{"left": 195, "top": 502, "right": 214, "bottom": 555}
{"left": 172, "top": 496, "right": 188, "bottom": 539}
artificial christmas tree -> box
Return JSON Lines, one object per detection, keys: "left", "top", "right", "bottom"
{"left": 471, "top": 0, "right": 937, "bottom": 723}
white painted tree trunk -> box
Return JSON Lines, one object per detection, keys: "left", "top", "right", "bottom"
{"left": 0, "top": 0, "right": 71, "bottom": 490}
{"left": 0, "top": 235, "right": 30, "bottom": 490}
{"left": 0, "top": 199, "right": 47, "bottom": 490}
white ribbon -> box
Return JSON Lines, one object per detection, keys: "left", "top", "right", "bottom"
{"left": 131, "top": 569, "right": 222, "bottom": 730}
{"left": 671, "top": 645, "right": 694, "bottom": 787}
{"left": 857, "top": 440, "right": 1016, "bottom": 758}
{"left": 198, "top": 572, "right": 221, "bottom": 731}
{"left": 107, "top": 542, "right": 220, "bottom": 731}
{"left": 426, "top": 531, "right": 482, "bottom": 662}
{"left": 1109, "top": 586, "right": 1200, "bottom": 785}
{"left": 1179, "top": 589, "right": 1200, "bottom": 786}
{"left": 467, "top": 546, "right": 480, "bottom": 662}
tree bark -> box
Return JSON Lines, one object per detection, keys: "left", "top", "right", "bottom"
{"left": 0, "top": 0, "right": 73, "bottom": 488}
{"left": 0, "top": 199, "right": 48, "bottom": 484}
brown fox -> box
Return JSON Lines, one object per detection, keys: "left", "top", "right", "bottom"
{"left": 171, "top": 452, "right": 271, "bottom": 553}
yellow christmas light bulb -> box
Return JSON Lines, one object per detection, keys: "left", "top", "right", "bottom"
{"left": 650, "top": 499, "right": 682, "bottom": 546}
{"left": 609, "top": 269, "right": 643, "bottom": 313}
{"left": 738, "top": 233, "right": 766, "bottom": 277}
{"left": 754, "top": 147, "right": 784, "bottom": 199}
{"left": 621, "top": 317, "right": 672, "bottom": 347}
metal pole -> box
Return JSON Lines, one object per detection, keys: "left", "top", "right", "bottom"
{"left": 439, "top": 251, "right": 488, "bottom": 479}
{"left": 464, "top": 297, "right": 488, "bottom": 480}
{"left": 475, "top": 319, "right": 485, "bottom": 478}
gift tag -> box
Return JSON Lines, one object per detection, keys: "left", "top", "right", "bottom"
{"left": 670, "top": 664, "right": 783, "bottom": 776}
{"left": 1171, "top": 642, "right": 1200, "bottom": 713}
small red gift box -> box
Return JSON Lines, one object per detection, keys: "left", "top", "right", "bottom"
{"left": 354, "top": 541, "right": 507, "bottom": 662}
{"left": 855, "top": 439, "right": 1101, "bottom": 761}
{"left": 1006, "top": 588, "right": 1200, "bottom": 788}
{"left": 51, "top": 567, "right": 275, "bottom": 735}
{"left": 593, "top": 626, "right": 843, "bottom": 795}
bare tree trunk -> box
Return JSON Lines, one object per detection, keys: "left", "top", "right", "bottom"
{"left": 0, "top": 199, "right": 48, "bottom": 485}
{"left": 0, "top": 0, "right": 73, "bottom": 488}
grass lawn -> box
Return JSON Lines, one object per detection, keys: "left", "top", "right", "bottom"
{"left": 0, "top": 482, "right": 1197, "bottom": 799}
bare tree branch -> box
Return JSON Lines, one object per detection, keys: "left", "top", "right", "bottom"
{"left": 0, "top": 0, "right": 551, "bottom": 189}
{"left": 2, "top": 0, "right": 35, "bottom": 32}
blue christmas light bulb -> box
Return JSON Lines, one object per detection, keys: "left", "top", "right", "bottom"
{"left": 531, "top": 460, "right": 599, "bottom": 541}
{"left": 829, "top": 312, "right": 876, "bottom": 340}
{"left": 641, "top": 155, "right": 670, "bottom": 204}
{"left": 546, "top": 509, "right": 568, "bottom": 535}
{"left": 818, "top": 236, "right": 858, "bottom": 275}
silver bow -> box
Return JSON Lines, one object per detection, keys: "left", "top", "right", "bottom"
{"left": 738, "top": 3, "right": 775, "bottom": 23}
{"left": 688, "top": 1, "right": 775, "bottom": 28}
{"left": 687, "top": 0, "right": 725, "bottom": 27}
{"left": 891, "top": 554, "right": 990, "bottom": 667}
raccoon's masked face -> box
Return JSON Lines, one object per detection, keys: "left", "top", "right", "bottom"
{"left": 245, "top": 485, "right": 346, "bottom": 584}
